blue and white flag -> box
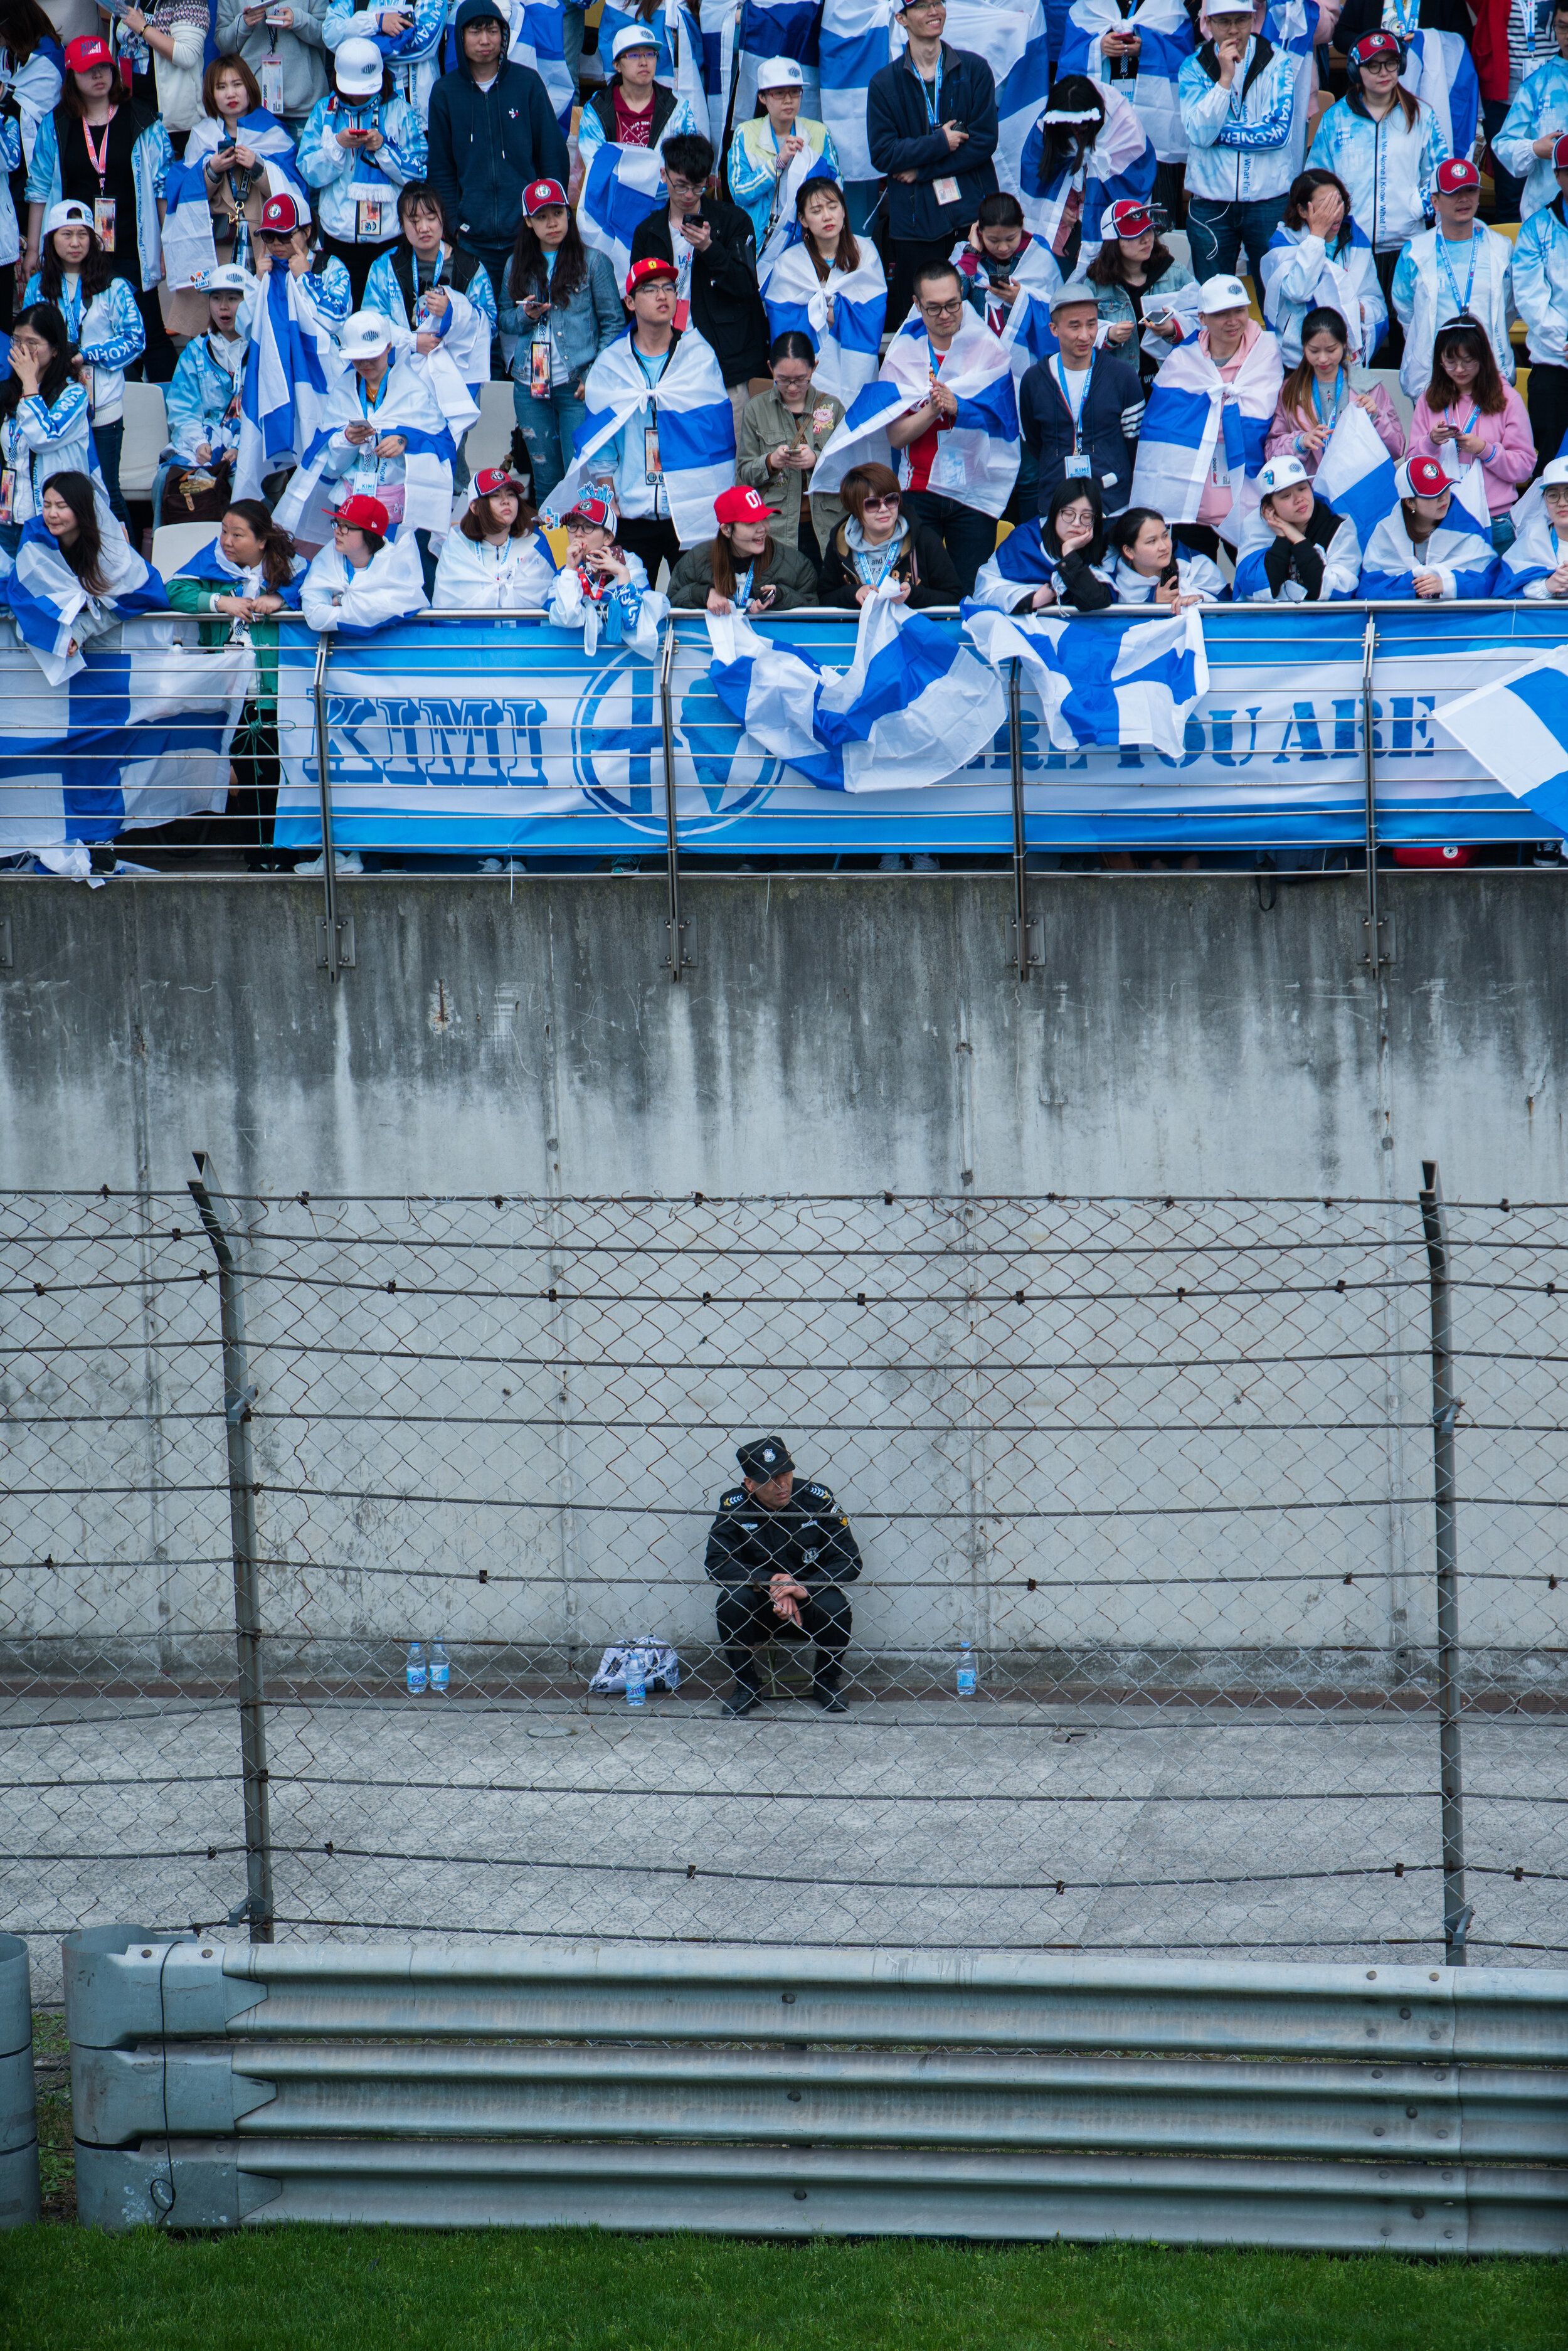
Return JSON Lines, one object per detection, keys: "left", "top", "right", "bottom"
{"left": 1311, "top": 401, "right": 1401, "bottom": 549}
{"left": 707, "top": 590, "right": 1004, "bottom": 789}
{"left": 941, "top": 1, "right": 1051, "bottom": 205}
{"left": 0, "top": 617, "right": 251, "bottom": 854}
{"left": 1058, "top": 0, "right": 1194, "bottom": 163}
{"left": 963, "top": 600, "right": 1207, "bottom": 755}
{"left": 612, "top": 0, "right": 709, "bottom": 121}
{"left": 164, "top": 109, "right": 307, "bottom": 291}
{"left": 275, "top": 342, "right": 472, "bottom": 548}
{"left": 579, "top": 143, "right": 669, "bottom": 289}
{"left": 763, "top": 236, "right": 887, "bottom": 403}
{"left": 1437, "top": 648, "right": 1568, "bottom": 836}
{"left": 1, "top": 516, "right": 166, "bottom": 686}
{"left": 233, "top": 267, "right": 337, "bottom": 505}
{"left": 993, "top": 236, "right": 1069, "bottom": 382}
{"left": 509, "top": 0, "right": 577, "bottom": 129}
{"left": 1130, "top": 331, "right": 1283, "bottom": 539}
{"left": 818, "top": 0, "right": 889, "bottom": 181}
{"left": 731, "top": 0, "right": 824, "bottom": 129}
{"left": 813, "top": 308, "right": 1020, "bottom": 517}
{"left": 546, "top": 326, "right": 736, "bottom": 548}
{"left": 1403, "top": 26, "right": 1480, "bottom": 160}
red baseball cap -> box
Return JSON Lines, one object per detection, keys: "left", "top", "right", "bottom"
{"left": 1349, "top": 30, "right": 1401, "bottom": 66}
{"left": 714, "top": 486, "right": 771, "bottom": 526}
{"left": 1106, "top": 198, "right": 1153, "bottom": 239}
{"left": 565, "top": 489, "right": 615, "bottom": 529}
{"left": 331, "top": 493, "right": 390, "bottom": 534}
{"left": 64, "top": 33, "right": 112, "bottom": 72}
{"left": 625, "top": 255, "right": 678, "bottom": 297}
{"left": 1434, "top": 156, "right": 1481, "bottom": 193}
{"left": 1554, "top": 133, "right": 1568, "bottom": 169}
{"left": 474, "top": 466, "right": 521, "bottom": 498}
{"left": 523, "top": 179, "right": 567, "bottom": 215}
{"left": 1403, "top": 455, "right": 1450, "bottom": 498}
{"left": 260, "top": 191, "right": 310, "bottom": 235}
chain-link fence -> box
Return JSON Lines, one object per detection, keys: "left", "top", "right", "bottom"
{"left": 4, "top": 1181, "right": 1564, "bottom": 1999}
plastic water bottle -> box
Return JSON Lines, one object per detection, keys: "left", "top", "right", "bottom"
{"left": 430, "top": 1638, "right": 450, "bottom": 1696}
{"left": 956, "top": 1642, "right": 977, "bottom": 1698}
{"left": 406, "top": 1640, "right": 426, "bottom": 1696}
{"left": 625, "top": 1647, "right": 647, "bottom": 1708}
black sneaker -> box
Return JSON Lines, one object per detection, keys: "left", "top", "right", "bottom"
{"left": 814, "top": 1682, "right": 848, "bottom": 1714}
{"left": 723, "top": 1680, "right": 760, "bottom": 1717}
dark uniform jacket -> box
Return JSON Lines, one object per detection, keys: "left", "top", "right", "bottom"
{"left": 704, "top": 1480, "right": 864, "bottom": 1586}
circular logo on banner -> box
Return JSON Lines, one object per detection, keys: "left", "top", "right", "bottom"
{"left": 571, "top": 652, "right": 781, "bottom": 839}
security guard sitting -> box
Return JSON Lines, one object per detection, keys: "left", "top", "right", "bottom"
{"left": 704, "top": 1435, "right": 862, "bottom": 1716}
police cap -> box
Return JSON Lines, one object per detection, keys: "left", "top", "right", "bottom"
{"left": 737, "top": 1436, "right": 794, "bottom": 1480}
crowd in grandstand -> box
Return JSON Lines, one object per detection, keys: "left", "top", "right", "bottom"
{"left": 3, "top": 0, "right": 1568, "bottom": 691}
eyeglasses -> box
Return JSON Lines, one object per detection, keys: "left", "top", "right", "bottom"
{"left": 918, "top": 297, "right": 964, "bottom": 319}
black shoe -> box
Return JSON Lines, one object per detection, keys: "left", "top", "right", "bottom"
{"left": 723, "top": 1680, "right": 760, "bottom": 1717}
{"left": 814, "top": 1682, "right": 848, "bottom": 1714}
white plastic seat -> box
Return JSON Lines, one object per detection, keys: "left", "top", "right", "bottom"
{"left": 117, "top": 381, "right": 169, "bottom": 499}
{"left": 465, "top": 380, "right": 516, "bottom": 479}
{"left": 151, "top": 519, "right": 218, "bottom": 582}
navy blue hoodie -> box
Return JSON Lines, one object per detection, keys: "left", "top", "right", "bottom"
{"left": 426, "top": 0, "right": 570, "bottom": 252}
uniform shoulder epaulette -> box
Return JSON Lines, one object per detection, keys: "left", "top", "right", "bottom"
{"left": 719, "top": 1487, "right": 746, "bottom": 1509}
{"left": 803, "top": 1482, "right": 833, "bottom": 1506}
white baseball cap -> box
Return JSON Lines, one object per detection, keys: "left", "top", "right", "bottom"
{"left": 1256, "top": 453, "right": 1310, "bottom": 497}
{"left": 610, "top": 23, "right": 659, "bottom": 58}
{"left": 44, "top": 198, "right": 94, "bottom": 237}
{"left": 1197, "top": 272, "right": 1251, "bottom": 314}
{"left": 334, "top": 35, "right": 384, "bottom": 95}
{"left": 757, "top": 58, "right": 804, "bottom": 90}
{"left": 337, "top": 310, "right": 398, "bottom": 359}
{"left": 1541, "top": 456, "right": 1568, "bottom": 487}
{"left": 203, "top": 263, "right": 253, "bottom": 294}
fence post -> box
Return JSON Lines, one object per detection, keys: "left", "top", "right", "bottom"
{"left": 1360, "top": 617, "right": 1388, "bottom": 973}
{"left": 1008, "top": 659, "right": 1037, "bottom": 982}
{"left": 1418, "top": 1158, "right": 1470, "bottom": 1963}
{"left": 659, "top": 621, "right": 690, "bottom": 982}
{"left": 311, "top": 632, "right": 345, "bottom": 982}
{"left": 186, "top": 1150, "right": 274, "bottom": 1943}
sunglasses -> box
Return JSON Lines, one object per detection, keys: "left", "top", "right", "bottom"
{"left": 861, "top": 494, "right": 900, "bottom": 511}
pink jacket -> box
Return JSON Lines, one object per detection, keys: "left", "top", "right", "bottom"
{"left": 1195, "top": 320, "right": 1263, "bottom": 529}
{"left": 1407, "top": 384, "right": 1537, "bottom": 516}
{"left": 1265, "top": 378, "right": 1406, "bottom": 480}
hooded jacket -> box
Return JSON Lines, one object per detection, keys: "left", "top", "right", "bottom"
{"left": 425, "top": 0, "right": 569, "bottom": 251}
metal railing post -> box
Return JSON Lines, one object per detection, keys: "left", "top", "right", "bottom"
{"left": 1418, "top": 1158, "right": 1470, "bottom": 1963}
{"left": 187, "top": 1150, "right": 274, "bottom": 1943}
{"left": 1360, "top": 617, "right": 1388, "bottom": 972}
{"left": 312, "top": 634, "right": 342, "bottom": 982}
{"left": 1008, "top": 658, "right": 1037, "bottom": 982}
{"left": 659, "top": 621, "right": 689, "bottom": 982}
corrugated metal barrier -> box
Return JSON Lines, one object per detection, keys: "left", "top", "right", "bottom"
{"left": 0, "top": 1934, "right": 38, "bottom": 2226}
{"left": 64, "top": 1928, "right": 1568, "bottom": 2250}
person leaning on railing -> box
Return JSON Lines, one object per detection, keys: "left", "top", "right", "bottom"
{"left": 1104, "top": 506, "right": 1227, "bottom": 605}
{"left": 431, "top": 465, "right": 556, "bottom": 608}
{"left": 1234, "top": 452, "right": 1362, "bottom": 602}
{"left": 1357, "top": 453, "right": 1502, "bottom": 598}
{"left": 818, "top": 462, "right": 962, "bottom": 610}
{"left": 665, "top": 486, "right": 818, "bottom": 615}
{"left": 301, "top": 489, "right": 430, "bottom": 627}
{"left": 704, "top": 1436, "right": 862, "bottom": 1718}
{"left": 970, "top": 477, "right": 1115, "bottom": 612}
{"left": 1498, "top": 455, "right": 1568, "bottom": 595}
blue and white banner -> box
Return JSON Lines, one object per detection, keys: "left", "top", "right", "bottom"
{"left": 272, "top": 608, "right": 1568, "bottom": 857}
{"left": 578, "top": 143, "right": 669, "bottom": 289}
{"left": 1438, "top": 646, "right": 1568, "bottom": 835}
{"left": 0, "top": 620, "right": 252, "bottom": 854}
{"left": 1058, "top": 0, "right": 1194, "bottom": 163}
{"left": 964, "top": 601, "right": 1207, "bottom": 756}
{"left": 730, "top": 0, "right": 824, "bottom": 130}
{"left": 1312, "top": 401, "right": 1400, "bottom": 547}
{"left": 706, "top": 592, "right": 1005, "bottom": 787}
{"left": 511, "top": 0, "right": 582, "bottom": 127}
{"left": 1131, "top": 331, "right": 1283, "bottom": 539}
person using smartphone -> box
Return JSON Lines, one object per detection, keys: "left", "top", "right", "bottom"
{"left": 666, "top": 482, "right": 820, "bottom": 613}
{"left": 215, "top": 0, "right": 330, "bottom": 135}
{"left": 295, "top": 33, "right": 425, "bottom": 304}
{"left": 545, "top": 485, "right": 669, "bottom": 655}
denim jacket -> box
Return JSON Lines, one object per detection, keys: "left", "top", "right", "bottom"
{"left": 498, "top": 244, "right": 623, "bottom": 385}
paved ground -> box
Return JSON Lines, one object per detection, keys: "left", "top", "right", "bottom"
{"left": 6, "top": 1692, "right": 1563, "bottom": 2003}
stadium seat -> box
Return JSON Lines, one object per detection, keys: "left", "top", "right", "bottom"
{"left": 118, "top": 381, "right": 169, "bottom": 501}
{"left": 151, "top": 519, "right": 218, "bottom": 581}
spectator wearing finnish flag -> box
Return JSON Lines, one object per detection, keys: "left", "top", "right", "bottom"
{"left": 727, "top": 58, "right": 838, "bottom": 256}
{"left": 1058, "top": 0, "right": 1197, "bottom": 176}
{"left": 1391, "top": 157, "right": 1516, "bottom": 406}
{"left": 295, "top": 36, "right": 427, "bottom": 308}
{"left": 866, "top": 0, "right": 1000, "bottom": 328}
{"left": 1083, "top": 197, "right": 1194, "bottom": 392}
{"left": 158, "top": 265, "right": 253, "bottom": 529}
{"left": 250, "top": 189, "right": 353, "bottom": 339}
{"left": 432, "top": 466, "right": 559, "bottom": 608}
{"left": 215, "top": 0, "right": 329, "bottom": 135}
{"left": 1311, "top": 36, "right": 1444, "bottom": 353}
{"left": 1265, "top": 302, "right": 1404, "bottom": 485}
{"left": 1020, "top": 277, "right": 1144, "bottom": 517}
{"left": 322, "top": 0, "right": 448, "bottom": 130}
{"left": 876, "top": 257, "right": 1020, "bottom": 592}
{"left": 1507, "top": 135, "right": 1568, "bottom": 478}
{"left": 166, "top": 53, "right": 309, "bottom": 329}
{"left": 498, "top": 179, "right": 623, "bottom": 513}
{"left": 546, "top": 484, "right": 668, "bottom": 654}
{"left": 1493, "top": 2, "right": 1568, "bottom": 223}
{"left": 1104, "top": 505, "right": 1227, "bottom": 603}
{"left": 970, "top": 473, "right": 1116, "bottom": 611}
{"left": 1232, "top": 449, "right": 1362, "bottom": 600}
{"left": 1498, "top": 455, "right": 1568, "bottom": 596}
{"left": 548, "top": 253, "right": 736, "bottom": 578}
{"left": 763, "top": 176, "right": 887, "bottom": 410}
{"left": 1131, "top": 271, "right": 1283, "bottom": 556}
{"left": 1258, "top": 168, "right": 1385, "bottom": 368}
{"left": 1177, "top": 4, "right": 1298, "bottom": 284}
{"left": 0, "top": 472, "right": 163, "bottom": 687}
{"left": 628, "top": 133, "right": 771, "bottom": 427}
{"left": 578, "top": 23, "right": 698, "bottom": 166}
{"left": 0, "top": 304, "right": 94, "bottom": 552}
{"left": 300, "top": 487, "right": 431, "bottom": 627}
{"left": 1406, "top": 316, "right": 1535, "bottom": 551}
{"left": 1357, "top": 450, "right": 1501, "bottom": 597}
{"left": 23, "top": 198, "right": 143, "bottom": 529}
{"left": 953, "top": 193, "right": 1042, "bottom": 336}
{"left": 1018, "top": 77, "right": 1156, "bottom": 277}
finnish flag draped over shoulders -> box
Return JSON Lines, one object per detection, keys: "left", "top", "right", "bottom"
{"left": 762, "top": 236, "right": 887, "bottom": 405}
{"left": 1438, "top": 649, "right": 1568, "bottom": 838}
{"left": 963, "top": 600, "right": 1208, "bottom": 757}
{"left": 818, "top": 0, "right": 890, "bottom": 183}
{"left": 813, "top": 310, "right": 1020, "bottom": 518}
{"left": 706, "top": 592, "right": 1005, "bottom": 790}
{"left": 1019, "top": 74, "right": 1154, "bottom": 250}
{"left": 1058, "top": 0, "right": 1194, "bottom": 164}
{"left": 1131, "top": 332, "right": 1282, "bottom": 539}
{"left": 1358, "top": 460, "right": 1498, "bottom": 598}
{"left": 547, "top": 326, "right": 736, "bottom": 549}
{"left": 235, "top": 268, "right": 337, "bottom": 504}
{"left": 579, "top": 145, "right": 669, "bottom": 289}
{"left": 1, "top": 517, "right": 166, "bottom": 686}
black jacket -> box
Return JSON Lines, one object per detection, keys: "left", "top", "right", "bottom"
{"left": 387, "top": 240, "right": 488, "bottom": 313}
{"left": 426, "top": 55, "right": 569, "bottom": 252}
{"left": 667, "top": 539, "right": 820, "bottom": 611}
{"left": 1019, "top": 350, "right": 1145, "bottom": 517}
{"left": 867, "top": 43, "right": 999, "bottom": 243}
{"left": 628, "top": 198, "right": 769, "bottom": 384}
{"left": 583, "top": 83, "right": 681, "bottom": 147}
{"left": 1261, "top": 496, "right": 1348, "bottom": 599}
{"left": 704, "top": 1479, "right": 863, "bottom": 1587}
{"left": 818, "top": 517, "right": 963, "bottom": 610}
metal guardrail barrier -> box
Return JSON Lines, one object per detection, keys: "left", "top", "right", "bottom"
{"left": 62, "top": 1928, "right": 1568, "bottom": 2248}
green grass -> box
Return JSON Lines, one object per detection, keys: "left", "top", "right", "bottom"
{"left": 30, "top": 2011, "right": 72, "bottom": 2221}
{"left": 0, "top": 2227, "right": 1562, "bottom": 2351}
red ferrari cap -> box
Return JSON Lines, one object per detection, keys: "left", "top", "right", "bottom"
{"left": 523, "top": 179, "right": 567, "bottom": 215}
{"left": 1349, "top": 30, "right": 1401, "bottom": 66}
{"left": 260, "top": 191, "right": 309, "bottom": 235}
{"left": 65, "top": 33, "right": 112, "bottom": 72}
{"left": 565, "top": 489, "right": 615, "bottom": 529}
{"left": 624, "top": 255, "right": 679, "bottom": 297}
{"left": 1404, "top": 455, "right": 1450, "bottom": 497}
{"left": 1434, "top": 156, "right": 1481, "bottom": 193}
{"left": 1554, "top": 133, "right": 1568, "bottom": 169}
{"left": 331, "top": 493, "right": 390, "bottom": 534}
{"left": 1106, "top": 198, "right": 1152, "bottom": 239}
{"left": 474, "top": 467, "right": 520, "bottom": 498}
{"left": 714, "top": 486, "right": 771, "bottom": 526}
